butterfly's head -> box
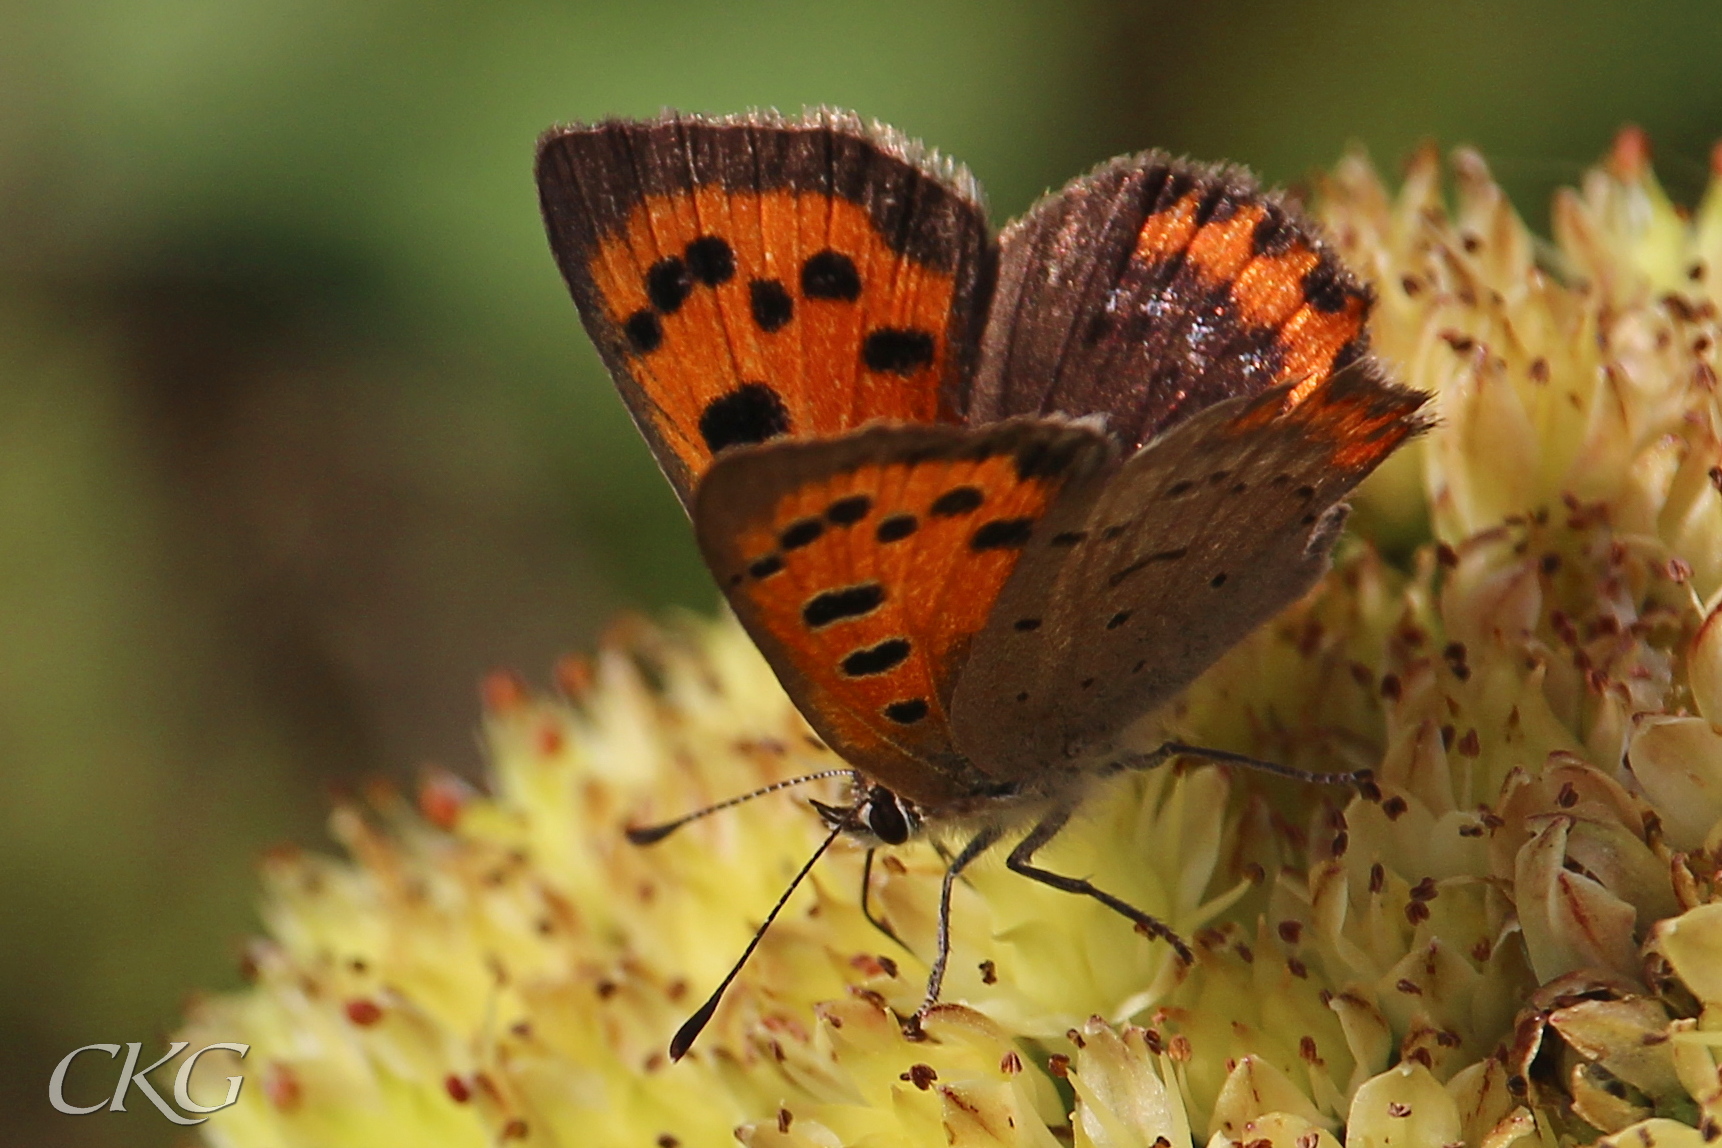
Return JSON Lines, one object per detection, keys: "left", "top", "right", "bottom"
{"left": 812, "top": 784, "right": 921, "bottom": 846}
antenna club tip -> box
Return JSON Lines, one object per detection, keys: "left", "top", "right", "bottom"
{"left": 669, "top": 1002, "right": 717, "bottom": 1060}
{"left": 626, "top": 824, "right": 677, "bottom": 846}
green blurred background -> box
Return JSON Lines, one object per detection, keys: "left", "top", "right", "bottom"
{"left": 2, "top": 1, "right": 1719, "bottom": 1143}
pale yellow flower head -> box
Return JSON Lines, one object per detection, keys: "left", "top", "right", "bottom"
{"left": 183, "top": 133, "right": 1722, "bottom": 1148}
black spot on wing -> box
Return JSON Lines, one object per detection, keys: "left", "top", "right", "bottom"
{"left": 1301, "top": 259, "right": 1358, "bottom": 314}
{"left": 748, "top": 554, "right": 784, "bottom": 580}
{"left": 825, "top": 495, "right": 873, "bottom": 526}
{"left": 699, "top": 383, "right": 791, "bottom": 452}
{"left": 1107, "top": 548, "right": 1188, "bottom": 588}
{"left": 1012, "top": 435, "right": 1094, "bottom": 481}
{"left": 1106, "top": 611, "right": 1132, "bottom": 629}
{"left": 1192, "top": 182, "right": 1236, "bottom": 226}
{"left": 1013, "top": 618, "right": 1041, "bottom": 632}
{"left": 802, "top": 250, "right": 861, "bottom": 300}
{"left": 1250, "top": 209, "right": 1299, "bottom": 256}
{"left": 930, "top": 486, "right": 984, "bottom": 517}
{"left": 884, "top": 698, "right": 929, "bottom": 725}
{"left": 876, "top": 513, "right": 917, "bottom": 543}
{"left": 970, "top": 517, "right": 1035, "bottom": 550}
{"left": 1050, "top": 531, "right": 1086, "bottom": 547}
{"left": 647, "top": 257, "right": 692, "bottom": 313}
{"left": 803, "top": 583, "right": 885, "bottom": 628}
{"left": 841, "top": 638, "right": 911, "bottom": 677}
{"left": 625, "top": 310, "right": 662, "bottom": 354}
{"left": 749, "top": 279, "right": 793, "bottom": 332}
{"left": 862, "top": 328, "right": 936, "bottom": 375}
{"left": 684, "top": 236, "right": 734, "bottom": 285}
{"left": 1330, "top": 336, "right": 1367, "bottom": 374}
{"left": 780, "top": 518, "right": 824, "bottom": 550}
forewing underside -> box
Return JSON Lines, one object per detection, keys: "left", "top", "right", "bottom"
{"left": 951, "top": 362, "right": 1429, "bottom": 779}
{"left": 694, "top": 419, "right": 1113, "bottom": 807}
{"left": 538, "top": 110, "right": 994, "bottom": 508}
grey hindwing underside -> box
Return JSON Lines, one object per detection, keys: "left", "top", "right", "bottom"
{"left": 949, "top": 388, "right": 1361, "bottom": 780}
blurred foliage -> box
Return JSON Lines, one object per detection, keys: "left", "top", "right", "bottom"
{"left": 0, "top": 1, "right": 1719, "bottom": 1144}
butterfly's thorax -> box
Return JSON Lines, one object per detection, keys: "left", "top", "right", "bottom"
{"left": 831, "top": 771, "right": 1084, "bottom": 844}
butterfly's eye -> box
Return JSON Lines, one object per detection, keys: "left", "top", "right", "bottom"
{"left": 863, "top": 786, "right": 912, "bottom": 845}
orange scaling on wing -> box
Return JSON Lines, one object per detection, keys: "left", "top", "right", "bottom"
{"left": 724, "top": 450, "right": 1074, "bottom": 802}
{"left": 1181, "top": 201, "right": 1269, "bottom": 286}
{"left": 584, "top": 188, "right": 962, "bottom": 486}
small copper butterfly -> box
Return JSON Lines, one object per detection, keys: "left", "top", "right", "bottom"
{"left": 536, "top": 109, "right": 1427, "bottom": 1056}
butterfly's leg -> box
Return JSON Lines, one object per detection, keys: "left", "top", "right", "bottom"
{"left": 1111, "top": 741, "right": 1376, "bottom": 796}
{"left": 904, "top": 824, "right": 1002, "bottom": 1037}
{"left": 1005, "top": 804, "right": 1195, "bottom": 964}
{"left": 859, "top": 847, "right": 909, "bottom": 951}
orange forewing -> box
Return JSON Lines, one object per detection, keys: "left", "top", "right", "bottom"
{"left": 694, "top": 421, "right": 1113, "bottom": 807}
{"left": 585, "top": 188, "right": 962, "bottom": 483}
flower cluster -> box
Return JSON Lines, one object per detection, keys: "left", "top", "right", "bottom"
{"left": 183, "top": 131, "right": 1722, "bottom": 1148}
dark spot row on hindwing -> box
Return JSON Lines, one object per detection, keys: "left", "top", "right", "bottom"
{"left": 826, "top": 494, "right": 873, "bottom": 525}
{"left": 802, "top": 582, "right": 886, "bottom": 628}
{"left": 841, "top": 638, "right": 911, "bottom": 677}
{"left": 930, "top": 486, "right": 984, "bottom": 517}
{"left": 876, "top": 513, "right": 917, "bottom": 542}
{"left": 884, "top": 698, "right": 928, "bottom": 724}
{"left": 780, "top": 518, "right": 824, "bottom": 550}
{"left": 1107, "top": 547, "right": 1188, "bottom": 588}
{"left": 749, "top": 554, "right": 784, "bottom": 579}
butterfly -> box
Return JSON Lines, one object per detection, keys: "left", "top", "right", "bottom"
{"left": 536, "top": 108, "right": 1428, "bottom": 1057}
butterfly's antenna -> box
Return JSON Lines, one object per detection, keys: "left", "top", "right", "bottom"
{"left": 626, "top": 769, "right": 854, "bottom": 845}
{"left": 667, "top": 794, "right": 863, "bottom": 1060}
{"left": 1115, "top": 741, "right": 1379, "bottom": 799}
